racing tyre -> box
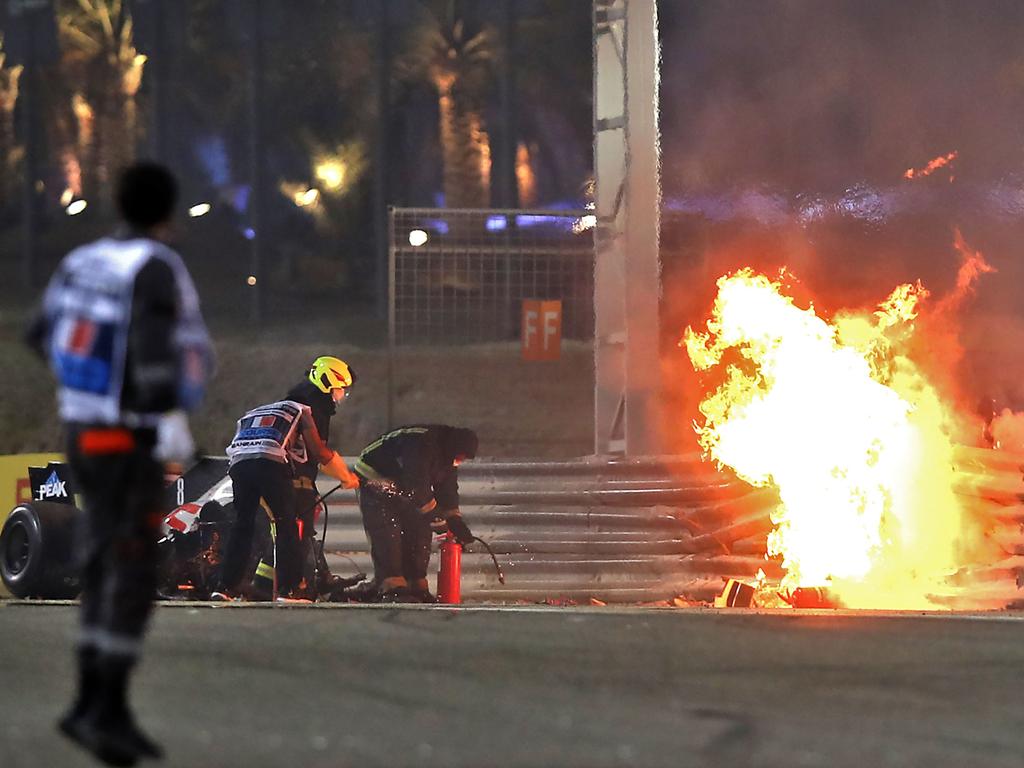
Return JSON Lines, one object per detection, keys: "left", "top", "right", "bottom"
{"left": 1, "top": 502, "right": 81, "bottom": 599}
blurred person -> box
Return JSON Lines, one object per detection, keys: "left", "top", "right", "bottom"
{"left": 215, "top": 394, "right": 359, "bottom": 600}
{"left": 26, "top": 163, "right": 214, "bottom": 765}
{"left": 353, "top": 425, "right": 478, "bottom": 602}
{"left": 248, "top": 356, "right": 359, "bottom": 599}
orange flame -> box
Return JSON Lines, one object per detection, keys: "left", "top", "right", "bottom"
{"left": 684, "top": 264, "right": 987, "bottom": 609}
{"left": 903, "top": 151, "right": 957, "bottom": 180}
{"left": 937, "top": 228, "right": 996, "bottom": 312}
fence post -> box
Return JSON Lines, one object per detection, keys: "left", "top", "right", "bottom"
{"left": 246, "top": 0, "right": 265, "bottom": 326}
{"left": 386, "top": 206, "right": 397, "bottom": 429}
{"left": 373, "top": 2, "right": 391, "bottom": 322}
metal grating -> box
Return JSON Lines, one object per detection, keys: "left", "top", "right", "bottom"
{"left": 388, "top": 207, "right": 595, "bottom": 346}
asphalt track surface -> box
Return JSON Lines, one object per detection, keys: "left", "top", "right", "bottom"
{"left": 1, "top": 603, "right": 1022, "bottom": 768}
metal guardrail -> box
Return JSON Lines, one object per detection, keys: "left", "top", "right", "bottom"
{"left": 161, "top": 452, "right": 1024, "bottom": 606}
{"left": 313, "top": 453, "right": 1024, "bottom": 607}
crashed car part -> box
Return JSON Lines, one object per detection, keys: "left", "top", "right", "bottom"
{"left": 156, "top": 501, "right": 233, "bottom": 600}
{"left": 782, "top": 586, "right": 842, "bottom": 609}
{"left": 1, "top": 502, "right": 81, "bottom": 599}
{"left": 714, "top": 578, "right": 755, "bottom": 608}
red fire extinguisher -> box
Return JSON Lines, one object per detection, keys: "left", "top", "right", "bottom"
{"left": 437, "top": 532, "right": 462, "bottom": 604}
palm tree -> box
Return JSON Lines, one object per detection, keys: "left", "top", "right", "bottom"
{"left": 57, "top": 0, "right": 145, "bottom": 205}
{"left": 513, "top": 1, "right": 593, "bottom": 206}
{"left": 401, "top": 2, "right": 495, "bottom": 209}
{"left": 0, "top": 34, "right": 24, "bottom": 209}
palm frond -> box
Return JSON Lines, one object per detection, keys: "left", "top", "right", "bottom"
{"left": 59, "top": 19, "right": 104, "bottom": 55}
{"left": 74, "top": 0, "right": 98, "bottom": 18}
{"left": 95, "top": 0, "right": 116, "bottom": 43}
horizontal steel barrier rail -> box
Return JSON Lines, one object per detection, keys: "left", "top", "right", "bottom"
{"left": 182, "top": 456, "right": 1024, "bottom": 605}
{"left": 303, "top": 453, "right": 1023, "bottom": 607}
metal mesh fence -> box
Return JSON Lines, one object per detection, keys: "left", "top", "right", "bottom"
{"left": 389, "top": 208, "right": 594, "bottom": 346}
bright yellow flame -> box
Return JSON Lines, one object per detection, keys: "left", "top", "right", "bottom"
{"left": 60, "top": 188, "right": 75, "bottom": 207}
{"left": 685, "top": 269, "right": 970, "bottom": 609}
{"left": 315, "top": 160, "right": 346, "bottom": 191}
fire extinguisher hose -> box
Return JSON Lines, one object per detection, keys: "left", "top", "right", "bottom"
{"left": 471, "top": 536, "right": 506, "bottom": 585}
{"left": 297, "top": 482, "right": 342, "bottom": 600}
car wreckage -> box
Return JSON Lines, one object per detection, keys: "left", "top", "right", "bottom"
{"left": 0, "top": 458, "right": 365, "bottom": 601}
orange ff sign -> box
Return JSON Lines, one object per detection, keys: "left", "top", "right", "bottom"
{"left": 522, "top": 300, "right": 562, "bottom": 361}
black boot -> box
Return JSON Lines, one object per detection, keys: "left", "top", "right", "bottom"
{"left": 410, "top": 578, "right": 438, "bottom": 603}
{"left": 376, "top": 576, "right": 422, "bottom": 603}
{"left": 58, "top": 682, "right": 141, "bottom": 768}
{"left": 339, "top": 579, "right": 380, "bottom": 602}
{"left": 319, "top": 571, "right": 368, "bottom": 599}
{"left": 58, "top": 645, "right": 99, "bottom": 739}
{"left": 100, "top": 655, "right": 164, "bottom": 761}
{"left": 248, "top": 571, "right": 274, "bottom": 602}
{"left": 378, "top": 585, "right": 423, "bottom": 603}
{"left": 66, "top": 654, "right": 164, "bottom": 764}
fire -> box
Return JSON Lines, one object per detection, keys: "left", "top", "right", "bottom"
{"left": 940, "top": 228, "right": 995, "bottom": 312}
{"left": 684, "top": 269, "right": 981, "bottom": 609}
{"left": 903, "top": 151, "right": 957, "bottom": 180}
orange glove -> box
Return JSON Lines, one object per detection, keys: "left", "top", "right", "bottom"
{"left": 321, "top": 453, "right": 360, "bottom": 489}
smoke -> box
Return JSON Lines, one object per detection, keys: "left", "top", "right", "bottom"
{"left": 657, "top": 0, "right": 1024, "bottom": 414}
{"left": 907, "top": 228, "right": 996, "bottom": 407}
{"left": 990, "top": 409, "right": 1024, "bottom": 452}
{"left": 659, "top": 0, "right": 1024, "bottom": 192}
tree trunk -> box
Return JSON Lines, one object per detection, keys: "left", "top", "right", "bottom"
{"left": 94, "top": 59, "right": 141, "bottom": 213}
{"left": 66, "top": 92, "right": 93, "bottom": 196}
{"left": 0, "top": 61, "right": 22, "bottom": 208}
{"left": 435, "top": 83, "right": 486, "bottom": 294}
{"left": 438, "top": 83, "right": 490, "bottom": 210}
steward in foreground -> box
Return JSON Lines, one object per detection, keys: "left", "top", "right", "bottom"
{"left": 27, "top": 163, "right": 214, "bottom": 766}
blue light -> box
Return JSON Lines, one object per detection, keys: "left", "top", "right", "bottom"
{"left": 231, "top": 186, "right": 251, "bottom": 214}
{"left": 243, "top": 228, "right": 256, "bottom": 240}
{"left": 196, "top": 135, "right": 231, "bottom": 187}
{"left": 486, "top": 215, "right": 508, "bottom": 231}
{"left": 515, "top": 214, "right": 572, "bottom": 230}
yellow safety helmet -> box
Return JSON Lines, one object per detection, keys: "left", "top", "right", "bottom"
{"left": 309, "top": 356, "right": 355, "bottom": 393}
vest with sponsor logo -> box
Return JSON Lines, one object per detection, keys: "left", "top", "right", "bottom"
{"left": 226, "top": 400, "right": 312, "bottom": 466}
{"left": 41, "top": 237, "right": 214, "bottom": 426}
